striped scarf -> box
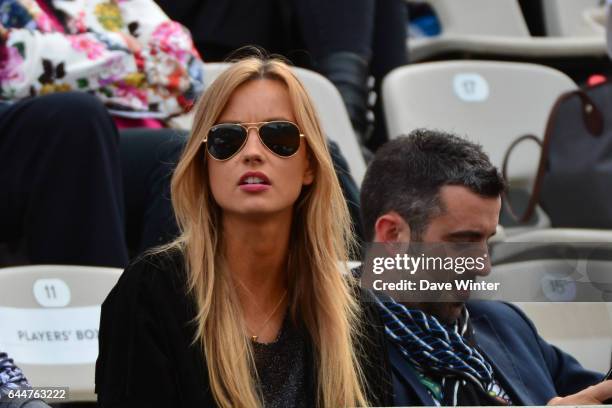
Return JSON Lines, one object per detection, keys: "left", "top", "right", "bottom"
{"left": 0, "top": 352, "right": 30, "bottom": 397}
{"left": 375, "top": 297, "right": 510, "bottom": 405}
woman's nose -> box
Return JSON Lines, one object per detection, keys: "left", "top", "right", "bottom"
{"left": 240, "top": 127, "right": 265, "bottom": 163}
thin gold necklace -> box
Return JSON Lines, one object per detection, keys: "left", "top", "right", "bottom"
{"left": 235, "top": 279, "right": 287, "bottom": 342}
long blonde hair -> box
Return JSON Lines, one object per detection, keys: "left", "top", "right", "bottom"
{"left": 167, "top": 55, "right": 368, "bottom": 407}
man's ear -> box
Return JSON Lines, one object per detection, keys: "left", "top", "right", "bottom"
{"left": 374, "top": 211, "right": 411, "bottom": 243}
{"left": 374, "top": 211, "right": 411, "bottom": 256}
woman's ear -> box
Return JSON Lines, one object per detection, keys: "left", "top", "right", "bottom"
{"left": 302, "top": 150, "right": 315, "bottom": 186}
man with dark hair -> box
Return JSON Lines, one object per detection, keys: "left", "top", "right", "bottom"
{"left": 361, "top": 129, "right": 611, "bottom": 406}
{"left": 361, "top": 128, "right": 506, "bottom": 242}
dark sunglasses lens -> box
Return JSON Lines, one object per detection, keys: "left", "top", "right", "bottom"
{"left": 207, "top": 125, "right": 246, "bottom": 160}
{"left": 260, "top": 122, "right": 301, "bottom": 157}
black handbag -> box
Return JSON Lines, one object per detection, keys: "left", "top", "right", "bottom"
{"left": 503, "top": 80, "right": 610, "bottom": 228}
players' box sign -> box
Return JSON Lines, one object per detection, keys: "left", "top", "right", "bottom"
{"left": 0, "top": 306, "right": 100, "bottom": 365}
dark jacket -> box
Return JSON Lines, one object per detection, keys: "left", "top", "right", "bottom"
{"left": 153, "top": 0, "right": 291, "bottom": 60}
{"left": 95, "top": 250, "right": 393, "bottom": 407}
{"left": 390, "top": 300, "right": 604, "bottom": 406}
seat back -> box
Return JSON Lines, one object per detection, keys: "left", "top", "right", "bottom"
{"left": 197, "top": 63, "right": 367, "bottom": 184}
{"left": 541, "top": 0, "right": 602, "bottom": 37}
{"left": 0, "top": 265, "right": 122, "bottom": 401}
{"left": 382, "top": 60, "right": 576, "bottom": 185}
{"left": 505, "top": 228, "right": 612, "bottom": 244}
{"left": 426, "top": 0, "right": 530, "bottom": 37}
{"left": 514, "top": 302, "right": 612, "bottom": 373}
{"left": 491, "top": 259, "right": 612, "bottom": 372}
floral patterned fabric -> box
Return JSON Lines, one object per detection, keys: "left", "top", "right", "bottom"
{"left": 0, "top": 351, "right": 29, "bottom": 398}
{"left": 0, "top": 0, "right": 205, "bottom": 118}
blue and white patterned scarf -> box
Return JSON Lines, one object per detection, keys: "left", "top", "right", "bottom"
{"left": 374, "top": 296, "right": 511, "bottom": 405}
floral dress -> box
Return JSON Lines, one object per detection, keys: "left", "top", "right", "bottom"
{"left": 0, "top": 0, "right": 205, "bottom": 118}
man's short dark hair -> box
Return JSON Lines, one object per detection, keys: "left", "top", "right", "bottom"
{"left": 360, "top": 129, "right": 506, "bottom": 240}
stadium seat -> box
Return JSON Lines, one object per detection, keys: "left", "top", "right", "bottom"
{"left": 382, "top": 60, "right": 578, "bottom": 231}
{"left": 489, "top": 228, "right": 612, "bottom": 314}
{"left": 583, "top": 5, "right": 607, "bottom": 37}
{"left": 491, "top": 228, "right": 612, "bottom": 265}
{"left": 0, "top": 264, "right": 122, "bottom": 402}
{"left": 422, "top": 0, "right": 531, "bottom": 37}
{"left": 541, "top": 0, "right": 602, "bottom": 37}
{"left": 485, "top": 258, "right": 612, "bottom": 301}
{"left": 514, "top": 302, "right": 612, "bottom": 374}
{"left": 382, "top": 60, "right": 576, "bottom": 182}
{"left": 171, "top": 63, "right": 367, "bottom": 185}
{"left": 408, "top": 0, "right": 607, "bottom": 61}
{"left": 505, "top": 228, "right": 612, "bottom": 244}
{"left": 489, "top": 259, "right": 612, "bottom": 372}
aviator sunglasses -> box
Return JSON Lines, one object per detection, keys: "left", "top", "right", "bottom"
{"left": 203, "top": 120, "right": 305, "bottom": 161}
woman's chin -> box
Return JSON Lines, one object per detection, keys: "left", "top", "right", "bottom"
{"left": 224, "top": 204, "right": 292, "bottom": 220}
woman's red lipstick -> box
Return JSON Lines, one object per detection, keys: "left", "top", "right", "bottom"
{"left": 238, "top": 171, "right": 270, "bottom": 192}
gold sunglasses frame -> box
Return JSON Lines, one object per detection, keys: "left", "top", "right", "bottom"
{"left": 202, "top": 120, "right": 305, "bottom": 161}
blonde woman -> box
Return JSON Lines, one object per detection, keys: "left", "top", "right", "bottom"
{"left": 95, "top": 55, "right": 392, "bottom": 408}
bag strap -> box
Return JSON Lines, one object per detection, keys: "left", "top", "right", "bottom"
{"left": 502, "top": 134, "right": 542, "bottom": 223}
{"left": 502, "top": 88, "right": 603, "bottom": 224}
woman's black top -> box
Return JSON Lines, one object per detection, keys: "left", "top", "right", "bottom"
{"left": 95, "top": 250, "right": 393, "bottom": 408}
{"left": 252, "top": 314, "right": 309, "bottom": 408}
